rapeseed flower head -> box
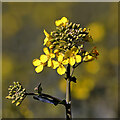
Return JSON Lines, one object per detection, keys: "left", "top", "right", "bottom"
{"left": 33, "top": 17, "right": 99, "bottom": 75}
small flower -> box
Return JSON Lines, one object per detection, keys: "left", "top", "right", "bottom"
{"left": 83, "top": 52, "right": 94, "bottom": 62}
{"left": 33, "top": 58, "right": 45, "bottom": 73}
{"left": 43, "top": 29, "right": 52, "bottom": 46}
{"left": 55, "top": 17, "right": 69, "bottom": 27}
{"left": 83, "top": 47, "right": 99, "bottom": 62}
{"left": 52, "top": 54, "right": 68, "bottom": 75}
{"left": 40, "top": 47, "right": 55, "bottom": 67}
{"left": 65, "top": 46, "right": 82, "bottom": 66}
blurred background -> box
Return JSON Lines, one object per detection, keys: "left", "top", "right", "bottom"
{"left": 2, "top": 2, "right": 118, "bottom": 118}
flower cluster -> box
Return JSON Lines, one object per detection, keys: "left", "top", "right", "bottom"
{"left": 6, "top": 82, "right": 26, "bottom": 106}
{"left": 33, "top": 17, "right": 99, "bottom": 75}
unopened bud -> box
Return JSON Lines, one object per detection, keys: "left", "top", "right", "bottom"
{"left": 54, "top": 49, "right": 59, "bottom": 53}
{"left": 72, "top": 23, "right": 76, "bottom": 29}
{"left": 12, "top": 100, "right": 16, "bottom": 104}
{"left": 83, "top": 28, "right": 87, "bottom": 32}
{"left": 49, "top": 45, "right": 54, "bottom": 49}
{"left": 16, "top": 102, "right": 21, "bottom": 106}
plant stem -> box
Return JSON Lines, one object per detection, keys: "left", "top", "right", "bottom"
{"left": 66, "top": 64, "right": 72, "bottom": 120}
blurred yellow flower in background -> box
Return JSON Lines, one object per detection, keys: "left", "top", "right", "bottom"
{"left": 2, "top": 56, "right": 13, "bottom": 78}
{"left": 59, "top": 77, "right": 95, "bottom": 100}
{"left": 3, "top": 13, "right": 22, "bottom": 39}
{"left": 109, "top": 47, "right": 118, "bottom": 65}
{"left": 55, "top": 17, "right": 69, "bottom": 27}
{"left": 72, "top": 78, "right": 95, "bottom": 100}
{"left": 88, "top": 22, "right": 105, "bottom": 42}
{"left": 85, "top": 61, "right": 100, "bottom": 74}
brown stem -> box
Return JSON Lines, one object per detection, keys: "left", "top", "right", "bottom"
{"left": 66, "top": 64, "right": 72, "bottom": 120}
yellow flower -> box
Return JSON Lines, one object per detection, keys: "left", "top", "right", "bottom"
{"left": 40, "top": 47, "right": 55, "bottom": 67}
{"left": 43, "top": 29, "right": 52, "bottom": 47}
{"left": 55, "top": 17, "right": 68, "bottom": 27}
{"left": 83, "top": 47, "right": 99, "bottom": 62}
{"left": 65, "top": 46, "right": 82, "bottom": 66}
{"left": 33, "top": 59, "right": 45, "bottom": 73}
{"left": 83, "top": 53, "right": 94, "bottom": 62}
{"left": 52, "top": 54, "right": 68, "bottom": 75}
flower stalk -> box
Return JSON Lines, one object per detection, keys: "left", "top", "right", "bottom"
{"left": 66, "top": 64, "right": 72, "bottom": 120}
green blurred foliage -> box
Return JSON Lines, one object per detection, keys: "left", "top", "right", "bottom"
{"left": 2, "top": 2, "right": 118, "bottom": 118}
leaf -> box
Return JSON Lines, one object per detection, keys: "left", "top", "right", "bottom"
{"left": 33, "top": 95, "right": 59, "bottom": 106}
{"left": 70, "top": 76, "right": 77, "bottom": 83}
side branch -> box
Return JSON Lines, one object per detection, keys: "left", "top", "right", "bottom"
{"left": 25, "top": 92, "right": 64, "bottom": 106}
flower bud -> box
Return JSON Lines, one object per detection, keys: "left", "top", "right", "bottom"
{"left": 16, "top": 102, "right": 20, "bottom": 106}
{"left": 83, "top": 28, "right": 86, "bottom": 32}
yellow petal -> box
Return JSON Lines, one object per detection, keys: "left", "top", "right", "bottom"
{"left": 52, "top": 60, "right": 59, "bottom": 69}
{"left": 57, "top": 65, "right": 66, "bottom": 75}
{"left": 58, "top": 54, "right": 63, "bottom": 62}
{"left": 40, "top": 55, "right": 48, "bottom": 63}
{"left": 55, "top": 20, "right": 62, "bottom": 26}
{"left": 69, "top": 56, "right": 75, "bottom": 66}
{"left": 43, "top": 37, "right": 48, "bottom": 45}
{"left": 50, "top": 53, "right": 55, "bottom": 58}
{"left": 75, "top": 55, "right": 82, "bottom": 63}
{"left": 54, "top": 49, "right": 59, "bottom": 53}
{"left": 43, "top": 47, "right": 49, "bottom": 55}
{"left": 83, "top": 55, "right": 94, "bottom": 62}
{"left": 44, "top": 29, "right": 50, "bottom": 37}
{"left": 35, "top": 64, "right": 43, "bottom": 73}
{"left": 62, "top": 59, "right": 69, "bottom": 65}
{"left": 61, "top": 17, "right": 68, "bottom": 24}
{"left": 48, "top": 59, "right": 52, "bottom": 67}
{"left": 33, "top": 59, "right": 41, "bottom": 66}
{"left": 55, "top": 17, "right": 68, "bottom": 26}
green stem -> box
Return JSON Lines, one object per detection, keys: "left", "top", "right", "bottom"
{"left": 66, "top": 64, "right": 72, "bottom": 120}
